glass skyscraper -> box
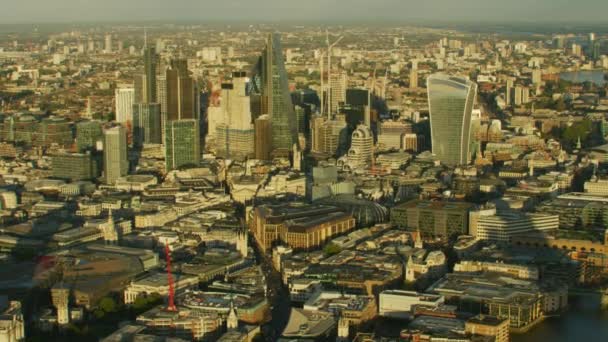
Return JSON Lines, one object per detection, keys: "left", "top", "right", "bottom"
{"left": 427, "top": 74, "right": 477, "bottom": 166}
{"left": 133, "top": 103, "right": 162, "bottom": 145}
{"left": 165, "top": 119, "right": 200, "bottom": 171}
{"left": 142, "top": 46, "right": 158, "bottom": 103}
{"left": 253, "top": 33, "right": 298, "bottom": 157}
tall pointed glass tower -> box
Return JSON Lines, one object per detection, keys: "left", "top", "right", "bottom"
{"left": 254, "top": 33, "right": 298, "bottom": 158}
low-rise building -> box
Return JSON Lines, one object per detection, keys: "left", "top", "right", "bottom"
{"left": 0, "top": 300, "right": 24, "bottom": 342}
{"left": 379, "top": 290, "right": 445, "bottom": 319}
{"left": 249, "top": 203, "right": 355, "bottom": 251}
{"left": 465, "top": 315, "right": 510, "bottom": 342}
{"left": 124, "top": 272, "right": 199, "bottom": 304}
{"left": 391, "top": 200, "right": 474, "bottom": 239}
{"left": 136, "top": 306, "right": 222, "bottom": 341}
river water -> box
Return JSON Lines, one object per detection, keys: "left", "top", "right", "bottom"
{"left": 559, "top": 70, "right": 607, "bottom": 85}
{"left": 512, "top": 295, "right": 608, "bottom": 342}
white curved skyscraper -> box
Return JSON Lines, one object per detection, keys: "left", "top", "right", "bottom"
{"left": 427, "top": 74, "right": 477, "bottom": 165}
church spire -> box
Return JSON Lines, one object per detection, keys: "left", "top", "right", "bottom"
{"left": 227, "top": 300, "right": 238, "bottom": 330}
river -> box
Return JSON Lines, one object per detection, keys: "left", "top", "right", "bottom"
{"left": 559, "top": 70, "right": 607, "bottom": 85}
{"left": 512, "top": 295, "right": 608, "bottom": 342}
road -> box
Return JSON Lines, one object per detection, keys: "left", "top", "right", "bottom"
{"left": 254, "top": 243, "right": 292, "bottom": 341}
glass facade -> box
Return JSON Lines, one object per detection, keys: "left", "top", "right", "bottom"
{"left": 260, "top": 33, "right": 299, "bottom": 156}
{"left": 427, "top": 74, "right": 477, "bottom": 165}
{"left": 133, "top": 103, "right": 162, "bottom": 145}
{"left": 165, "top": 119, "right": 200, "bottom": 171}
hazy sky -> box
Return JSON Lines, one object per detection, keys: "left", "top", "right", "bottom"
{"left": 3, "top": 0, "right": 608, "bottom": 24}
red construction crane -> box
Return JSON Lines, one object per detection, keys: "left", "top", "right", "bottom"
{"left": 164, "top": 243, "right": 177, "bottom": 312}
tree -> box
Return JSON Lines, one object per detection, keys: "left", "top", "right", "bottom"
{"left": 555, "top": 97, "right": 566, "bottom": 111}
{"left": 98, "top": 297, "right": 117, "bottom": 313}
{"left": 323, "top": 243, "right": 342, "bottom": 256}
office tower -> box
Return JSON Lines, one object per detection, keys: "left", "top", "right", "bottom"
{"left": 40, "top": 117, "right": 73, "bottom": 147}
{"left": 134, "top": 74, "right": 144, "bottom": 104}
{"left": 253, "top": 33, "right": 298, "bottom": 157}
{"left": 215, "top": 72, "right": 255, "bottom": 160}
{"left": 311, "top": 116, "right": 347, "bottom": 156}
{"left": 142, "top": 46, "right": 158, "bottom": 103}
{"left": 254, "top": 115, "right": 271, "bottom": 160}
{"left": 513, "top": 86, "right": 529, "bottom": 106}
{"left": 505, "top": 78, "right": 514, "bottom": 106}
{"left": 104, "top": 34, "right": 112, "bottom": 53}
{"left": 294, "top": 105, "right": 307, "bottom": 135}
{"left": 115, "top": 87, "right": 135, "bottom": 123}
{"left": 427, "top": 74, "right": 477, "bottom": 165}
{"left": 164, "top": 58, "right": 200, "bottom": 167}
{"left": 165, "top": 119, "right": 200, "bottom": 171}
{"left": 532, "top": 69, "right": 542, "bottom": 85}
{"left": 592, "top": 41, "right": 601, "bottom": 61}
{"left": 216, "top": 124, "right": 254, "bottom": 160}
{"left": 51, "top": 287, "right": 70, "bottom": 325}
{"left": 166, "top": 58, "right": 198, "bottom": 121}
{"left": 51, "top": 152, "right": 99, "bottom": 181}
{"left": 133, "top": 103, "right": 162, "bottom": 145}
{"left": 75, "top": 120, "right": 103, "bottom": 152}
{"left": 103, "top": 126, "right": 128, "bottom": 184}
{"left": 409, "top": 69, "right": 418, "bottom": 89}
{"left": 344, "top": 88, "right": 371, "bottom": 128}
{"left": 87, "top": 39, "right": 95, "bottom": 53}
{"left": 378, "top": 120, "right": 413, "bottom": 150}
{"left": 571, "top": 43, "right": 582, "bottom": 57}
{"left": 329, "top": 69, "right": 347, "bottom": 115}
{"left": 156, "top": 72, "right": 168, "bottom": 141}
{"left": 403, "top": 133, "right": 423, "bottom": 152}
{"left": 346, "top": 124, "right": 374, "bottom": 168}
{"left": 521, "top": 87, "right": 530, "bottom": 104}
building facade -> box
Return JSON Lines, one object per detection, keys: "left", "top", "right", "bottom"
{"left": 427, "top": 74, "right": 477, "bottom": 165}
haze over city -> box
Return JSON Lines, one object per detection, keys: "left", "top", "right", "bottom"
{"left": 3, "top": 0, "right": 608, "bottom": 23}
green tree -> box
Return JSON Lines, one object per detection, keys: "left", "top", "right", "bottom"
{"left": 98, "top": 297, "right": 117, "bottom": 313}
{"left": 555, "top": 97, "right": 566, "bottom": 111}
{"left": 323, "top": 243, "right": 342, "bottom": 256}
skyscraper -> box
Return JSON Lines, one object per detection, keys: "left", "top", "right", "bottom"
{"left": 254, "top": 115, "right": 271, "bottom": 160}
{"left": 133, "top": 103, "right": 162, "bottom": 145}
{"left": 215, "top": 72, "right": 255, "bottom": 160}
{"left": 329, "top": 69, "right": 347, "bottom": 115}
{"left": 103, "top": 125, "right": 128, "bottom": 184}
{"left": 166, "top": 58, "right": 198, "bottom": 121}
{"left": 253, "top": 33, "right": 298, "bottom": 157}
{"left": 409, "top": 69, "right": 419, "bottom": 89}
{"left": 427, "top": 74, "right": 477, "bottom": 165}
{"left": 76, "top": 120, "right": 103, "bottom": 152}
{"left": 104, "top": 34, "right": 112, "bottom": 54}
{"left": 115, "top": 87, "right": 135, "bottom": 123}
{"left": 142, "top": 46, "right": 158, "bottom": 103}
{"left": 165, "top": 119, "right": 200, "bottom": 171}
{"left": 163, "top": 58, "right": 201, "bottom": 170}
{"left": 156, "top": 72, "right": 168, "bottom": 142}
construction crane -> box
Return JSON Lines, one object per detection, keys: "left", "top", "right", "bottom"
{"left": 164, "top": 243, "right": 177, "bottom": 312}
